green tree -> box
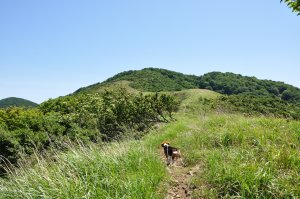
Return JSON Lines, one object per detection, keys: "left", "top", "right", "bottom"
{"left": 281, "top": 0, "right": 300, "bottom": 15}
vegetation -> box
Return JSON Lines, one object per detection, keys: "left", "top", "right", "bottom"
{"left": 145, "top": 89, "right": 300, "bottom": 198}
{"left": 75, "top": 68, "right": 199, "bottom": 94}
{"left": 282, "top": 0, "right": 300, "bottom": 14}
{"left": 1, "top": 69, "right": 300, "bottom": 198}
{"left": 76, "top": 69, "right": 300, "bottom": 116}
{"left": 0, "top": 89, "right": 178, "bottom": 176}
{"left": 163, "top": 113, "right": 300, "bottom": 198}
{"left": 198, "top": 72, "right": 300, "bottom": 121}
{"left": 0, "top": 142, "right": 166, "bottom": 199}
{"left": 0, "top": 97, "right": 38, "bottom": 108}
{"left": 199, "top": 72, "right": 300, "bottom": 104}
{"left": 2, "top": 89, "right": 299, "bottom": 198}
{"left": 214, "top": 95, "right": 300, "bottom": 120}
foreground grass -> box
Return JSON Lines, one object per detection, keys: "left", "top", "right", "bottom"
{"left": 165, "top": 114, "right": 300, "bottom": 198}
{"left": 0, "top": 142, "right": 166, "bottom": 199}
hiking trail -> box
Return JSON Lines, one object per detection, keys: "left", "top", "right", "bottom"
{"left": 160, "top": 149, "right": 201, "bottom": 199}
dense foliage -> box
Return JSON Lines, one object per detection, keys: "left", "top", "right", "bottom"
{"left": 199, "top": 72, "right": 300, "bottom": 105}
{"left": 213, "top": 95, "right": 300, "bottom": 120}
{"left": 0, "top": 97, "right": 38, "bottom": 108}
{"left": 282, "top": 0, "right": 300, "bottom": 14}
{"left": 78, "top": 69, "right": 300, "bottom": 110}
{"left": 76, "top": 69, "right": 300, "bottom": 121}
{"left": 75, "top": 68, "right": 199, "bottom": 93}
{"left": 0, "top": 89, "right": 178, "bottom": 176}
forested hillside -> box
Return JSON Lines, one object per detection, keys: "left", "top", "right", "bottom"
{"left": 198, "top": 72, "right": 300, "bottom": 119}
{"left": 76, "top": 69, "right": 300, "bottom": 106}
{"left": 0, "top": 97, "right": 38, "bottom": 108}
{"left": 75, "top": 69, "right": 300, "bottom": 120}
{"left": 75, "top": 68, "right": 199, "bottom": 94}
{"left": 199, "top": 72, "right": 300, "bottom": 104}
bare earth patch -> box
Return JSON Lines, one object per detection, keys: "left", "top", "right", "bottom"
{"left": 160, "top": 149, "right": 201, "bottom": 199}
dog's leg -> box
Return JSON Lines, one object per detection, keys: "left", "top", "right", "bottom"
{"left": 167, "top": 155, "right": 172, "bottom": 165}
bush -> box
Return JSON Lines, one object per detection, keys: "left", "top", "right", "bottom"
{"left": 213, "top": 95, "right": 300, "bottom": 120}
{"left": 0, "top": 89, "right": 179, "bottom": 175}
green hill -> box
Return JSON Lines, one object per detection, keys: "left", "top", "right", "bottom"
{"left": 74, "top": 68, "right": 199, "bottom": 94}
{"left": 73, "top": 68, "right": 300, "bottom": 119}
{"left": 0, "top": 97, "right": 38, "bottom": 108}
{"left": 1, "top": 69, "right": 300, "bottom": 198}
{"left": 75, "top": 69, "right": 300, "bottom": 106}
{"left": 198, "top": 72, "right": 300, "bottom": 119}
{"left": 198, "top": 72, "right": 300, "bottom": 104}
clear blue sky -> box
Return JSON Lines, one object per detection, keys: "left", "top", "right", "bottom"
{"left": 1, "top": 0, "right": 299, "bottom": 103}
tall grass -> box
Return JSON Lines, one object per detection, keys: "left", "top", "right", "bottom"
{"left": 168, "top": 114, "right": 300, "bottom": 198}
{"left": 1, "top": 89, "right": 300, "bottom": 198}
{"left": 0, "top": 141, "right": 166, "bottom": 199}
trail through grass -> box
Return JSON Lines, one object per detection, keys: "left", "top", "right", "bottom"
{"left": 1, "top": 89, "right": 300, "bottom": 198}
{"left": 158, "top": 114, "right": 300, "bottom": 198}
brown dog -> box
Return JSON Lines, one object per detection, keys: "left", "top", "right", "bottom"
{"left": 161, "top": 141, "right": 181, "bottom": 165}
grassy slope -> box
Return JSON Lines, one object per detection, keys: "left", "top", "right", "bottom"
{"left": 161, "top": 114, "right": 300, "bottom": 198}
{"left": 1, "top": 89, "right": 300, "bottom": 198}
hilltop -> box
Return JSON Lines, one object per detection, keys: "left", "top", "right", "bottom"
{"left": 74, "top": 68, "right": 300, "bottom": 105}
{"left": 0, "top": 97, "right": 38, "bottom": 108}
{"left": 72, "top": 68, "right": 300, "bottom": 119}
{"left": 74, "top": 68, "right": 199, "bottom": 94}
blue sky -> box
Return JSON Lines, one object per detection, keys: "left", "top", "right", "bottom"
{"left": 0, "top": 0, "right": 299, "bottom": 103}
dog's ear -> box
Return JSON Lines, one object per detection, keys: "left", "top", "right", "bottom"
{"left": 161, "top": 141, "right": 170, "bottom": 147}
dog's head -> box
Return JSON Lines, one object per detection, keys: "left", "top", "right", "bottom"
{"left": 161, "top": 141, "right": 170, "bottom": 147}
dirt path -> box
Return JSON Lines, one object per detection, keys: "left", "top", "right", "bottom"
{"left": 160, "top": 150, "right": 200, "bottom": 199}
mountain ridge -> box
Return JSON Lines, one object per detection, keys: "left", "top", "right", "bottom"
{"left": 73, "top": 68, "right": 300, "bottom": 106}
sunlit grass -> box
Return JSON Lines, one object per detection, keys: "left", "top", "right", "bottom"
{"left": 0, "top": 141, "right": 166, "bottom": 199}
{"left": 1, "top": 88, "right": 300, "bottom": 198}
{"left": 166, "top": 114, "right": 300, "bottom": 198}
